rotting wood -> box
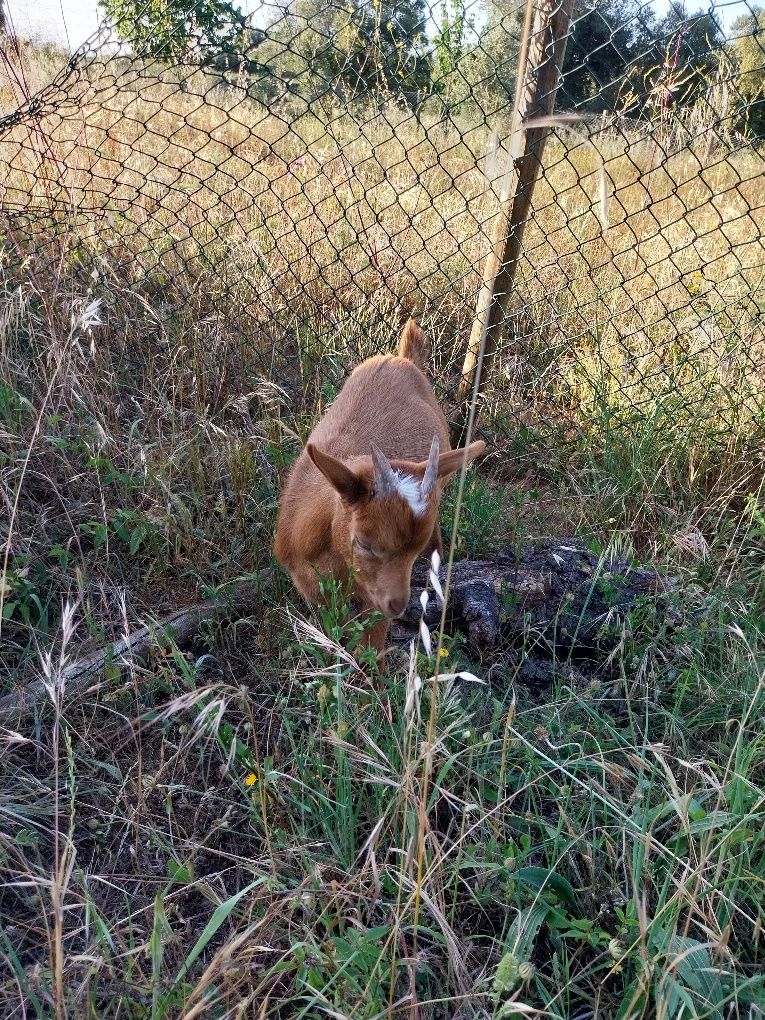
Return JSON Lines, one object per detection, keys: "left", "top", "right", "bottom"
{"left": 0, "top": 571, "right": 271, "bottom": 721}
{"left": 394, "top": 539, "right": 673, "bottom": 669}
{"left": 1, "top": 541, "right": 674, "bottom": 719}
{"left": 456, "top": 0, "right": 574, "bottom": 428}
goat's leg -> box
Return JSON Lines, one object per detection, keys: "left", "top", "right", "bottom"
{"left": 356, "top": 614, "right": 391, "bottom": 670}
{"left": 285, "top": 559, "right": 323, "bottom": 605}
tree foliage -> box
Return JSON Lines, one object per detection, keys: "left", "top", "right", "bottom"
{"left": 729, "top": 6, "right": 765, "bottom": 135}
{"left": 651, "top": 3, "right": 724, "bottom": 106}
{"left": 433, "top": 0, "right": 473, "bottom": 96}
{"left": 561, "top": 0, "right": 657, "bottom": 109}
{"left": 94, "top": 0, "right": 765, "bottom": 135}
{"left": 236, "top": 0, "right": 430, "bottom": 104}
{"left": 98, "top": 0, "right": 247, "bottom": 61}
{"left": 468, "top": 0, "right": 523, "bottom": 107}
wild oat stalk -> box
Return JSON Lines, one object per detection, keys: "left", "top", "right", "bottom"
{"left": 40, "top": 601, "right": 79, "bottom": 1020}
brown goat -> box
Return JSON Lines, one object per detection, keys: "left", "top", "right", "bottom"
{"left": 274, "top": 319, "right": 485, "bottom": 656}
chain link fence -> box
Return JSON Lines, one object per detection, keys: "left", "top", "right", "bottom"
{"left": 1, "top": 0, "right": 764, "bottom": 485}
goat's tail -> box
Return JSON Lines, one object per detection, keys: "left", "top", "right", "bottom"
{"left": 397, "top": 318, "right": 428, "bottom": 371}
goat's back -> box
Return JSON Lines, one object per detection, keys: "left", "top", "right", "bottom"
{"left": 275, "top": 348, "right": 449, "bottom": 580}
{"left": 309, "top": 355, "right": 449, "bottom": 463}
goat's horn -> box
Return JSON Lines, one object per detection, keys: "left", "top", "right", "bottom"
{"left": 420, "top": 435, "right": 440, "bottom": 499}
{"left": 370, "top": 443, "right": 396, "bottom": 497}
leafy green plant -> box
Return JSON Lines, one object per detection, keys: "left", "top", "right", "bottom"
{"left": 78, "top": 508, "right": 162, "bottom": 557}
{"left": 0, "top": 383, "right": 32, "bottom": 430}
{"left": 292, "top": 924, "right": 398, "bottom": 1015}
{"left": 310, "top": 571, "right": 382, "bottom": 670}
{"left": 1, "top": 559, "right": 50, "bottom": 629}
{"left": 441, "top": 469, "right": 508, "bottom": 556}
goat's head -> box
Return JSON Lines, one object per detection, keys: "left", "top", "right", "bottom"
{"left": 307, "top": 436, "right": 485, "bottom": 618}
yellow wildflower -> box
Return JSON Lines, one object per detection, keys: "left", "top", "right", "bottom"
{"left": 244, "top": 772, "right": 257, "bottom": 787}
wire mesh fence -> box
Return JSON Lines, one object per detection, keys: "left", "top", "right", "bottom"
{"left": 4, "top": 10, "right": 765, "bottom": 1014}
{"left": 1, "top": 0, "right": 764, "bottom": 483}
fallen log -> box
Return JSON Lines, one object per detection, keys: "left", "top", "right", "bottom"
{"left": 0, "top": 572, "right": 271, "bottom": 720}
{"left": 1, "top": 540, "right": 672, "bottom": 719}
{"left": 393, "top": 539, "right": 672, "bottom": 664}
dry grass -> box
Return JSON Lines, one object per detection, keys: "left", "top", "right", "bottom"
{"left": 1, "top": 37, "right": 765, "bottom": 1020}
{"left": 2, "top": 50, "right": 763, "bottom": 477}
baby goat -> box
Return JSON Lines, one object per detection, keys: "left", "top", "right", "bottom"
{"left": 274, "top": 319, "right": 485, "bottom": 656}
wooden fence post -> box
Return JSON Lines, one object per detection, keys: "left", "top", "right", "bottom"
{"left": 456, "top": 0, "right": 573, "bottom": 422}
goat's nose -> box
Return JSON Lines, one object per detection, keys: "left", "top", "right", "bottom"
{"left": 387, "top": 596, "right": 408, "bottom": 618}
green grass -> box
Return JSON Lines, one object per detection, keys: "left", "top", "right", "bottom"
{"left": 1, "top": 264, "right": 764, "bottom": 1016}
{"left": 2, "top": 542, "right": 764, "bottom": 1016}
{"left": 2, "top": 46, "right": 765, "bottom": 1017}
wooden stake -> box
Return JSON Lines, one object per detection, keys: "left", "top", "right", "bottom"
{"left": 456, "top": 0, "right": 573, "bottom": 420}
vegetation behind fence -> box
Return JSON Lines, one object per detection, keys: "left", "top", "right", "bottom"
{"left": 1, "top": 0, "right": 764, "bottom": 484}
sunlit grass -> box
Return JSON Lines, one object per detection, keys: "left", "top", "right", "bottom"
{"left": 1, "top": 37, "right": 765, "bottom": 1020}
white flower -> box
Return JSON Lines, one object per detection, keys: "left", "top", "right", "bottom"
{"left": 77, "top": 297, "right": 104, "bottom": 331}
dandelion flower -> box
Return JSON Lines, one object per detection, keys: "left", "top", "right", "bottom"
{"left": 244, "top": 772, "right": 257, "bottom": 787}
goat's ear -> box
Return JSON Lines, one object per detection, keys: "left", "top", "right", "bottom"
{"left": 307, "top": 444, "right": 368, "bottom": 504}
{"left": 434, "top": 440, "right": 486, "bottom": 479}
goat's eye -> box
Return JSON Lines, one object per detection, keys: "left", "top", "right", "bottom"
{"left": 354, "top": 538, "right": 375, "bottom": 556}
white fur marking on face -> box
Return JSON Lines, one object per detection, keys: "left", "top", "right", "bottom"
{"left": 393, "top": 472, "right": 428, "bottom": 517}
